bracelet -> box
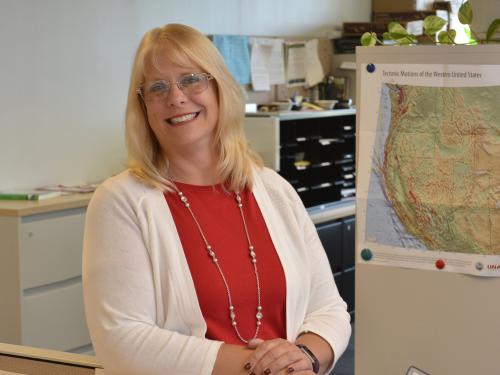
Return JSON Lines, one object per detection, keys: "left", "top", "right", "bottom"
{"left": 296, "top": 344, "right": 320, "bottom": 374}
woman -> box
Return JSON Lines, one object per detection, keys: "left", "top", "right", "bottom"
{"left": 83, "top": 23, "right": 351, "bottom": 375}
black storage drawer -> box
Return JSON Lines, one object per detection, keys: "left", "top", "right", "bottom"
{"left": 336, "top": 269, "right": 355, "bottom": 313}
{"left": 315, "top": 215, "right": 355, "bottom": 314}
{"left": 342, "top": 217, "right": 356, "bottom": 269}
{"left": 298, "top": 185, "right": 341, "bottom": 208}
{"left": 317, "top": 220, "right": 342, "bottom": 273}
{"left": 276, "top": 113, "right": 356, "bottom": 209}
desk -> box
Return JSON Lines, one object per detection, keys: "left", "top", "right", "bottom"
{"left": 0, "top": 342, "right": 101, "bottom": 374}
{"left": 0, "top": 194, "right": 93, "bottom": 353}
{"left": 0, "top": 194, "right": 92, "bottom": 217}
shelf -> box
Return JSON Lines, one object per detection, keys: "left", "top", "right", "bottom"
{"left": 246, "top": 108, "right": 356, "bottom": 120}
{"left": 307, "top": 199, "right": 355, "bottom": 224}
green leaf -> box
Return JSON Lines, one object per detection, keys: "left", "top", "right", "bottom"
{"left": 361, "top": 32, "right": 377, "bottom": 46}
{"left": 448, "top": 29, "right": 457, "bottom": 42}
{"left": 390, "top": 33, "right": 417, "bottom": 45}
{"left": 486, "top": 19, "right": 500, "bottom": 42}
{"left": 423, "top": 15, "right": 447, "bottom": 36}
{"left": 381, "top": 32, "right": 398, "bottom": 45}
{"left": 396, "top": 37, "right": 414, "bottom": 45}
{"left": 458, "top": 1, "right": 473, "bottom": 25}
{"left": 464, "top": 25, "right": 477, "bottom": 44}
{"left": 438, "top": 29, "right": 456, "bottom": 44}
{"left": 382, "top": 32, "right": 392, "bottom": 41}
{"left": 389, "top": 32, "right": 411, "bottom": 40}
{"left": 388, "top": 22, "right": 408, "bottom": 35}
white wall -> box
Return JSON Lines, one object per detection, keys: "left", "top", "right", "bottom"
{"left": 0, "top": 0, "right": 371, "bottom": 190}
{"left": 470, "top": 0, "right": 500, "bottom": 35}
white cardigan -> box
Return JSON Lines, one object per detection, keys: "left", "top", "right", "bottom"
{"left": 83, "top": 167, "right": 351, "bottom": 375}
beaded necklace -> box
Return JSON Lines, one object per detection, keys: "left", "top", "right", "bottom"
{"left": 175, "top": 188, "right": 263, "bottom": 343}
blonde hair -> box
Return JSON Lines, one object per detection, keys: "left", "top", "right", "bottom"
{"left": 125, "top": 23, "right": 262, "bottom": 192}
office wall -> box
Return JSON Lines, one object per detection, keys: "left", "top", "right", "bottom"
{"left": 0, "top": 0, "right": 371, "bottom": 190}
{"left": 471, "top": 0, "right": 500, "bottom": 35}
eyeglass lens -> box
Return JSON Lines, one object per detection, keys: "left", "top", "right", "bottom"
{"left": 141, "top": 73, "right": 211, "bottom": 102}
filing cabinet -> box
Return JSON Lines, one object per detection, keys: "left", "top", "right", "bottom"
{"left": 317, "top": 215, "right": 356, "bottom": 314}
{"left": 0, "top": 195, "right": 93, "bottom": 354}
{"left": 244, "top": 109, "right": 356, "bottom": 208}
{"left": 245, "top": 110, "right": 357, "bottom": 314}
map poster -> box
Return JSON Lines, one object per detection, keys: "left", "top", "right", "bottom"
{"left": 357, "top": 62, "right": 500, "bottom": 276}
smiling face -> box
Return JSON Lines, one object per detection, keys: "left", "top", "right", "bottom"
{"left": 142, "top": 53, "right": 219, "bottom": 160}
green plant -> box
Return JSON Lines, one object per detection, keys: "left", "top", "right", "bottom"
{"left": 361, "top": 0, "right": 500, "bottom": 46}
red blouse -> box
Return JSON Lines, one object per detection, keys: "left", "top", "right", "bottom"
{"left": 165, "top": 183, "right": 287, "bottom": 345}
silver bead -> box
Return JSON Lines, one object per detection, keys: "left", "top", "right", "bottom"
{"left": 230, "top": 312, "right": 236, "bottom": 319}
{"left": 209, "top": 251, "right": 215, "bottom": 257}
{"left": 256, "top": 312, "right": 263, "bottom": 320}
{"left": 206, "top": 245, "right": 212, "bottom": 250}
{"left": 229, "top": 306, "right": 234, "bottom": 310}
{"left": 232, "top": 321, "right": 237, "bottom": 326}
{"left": 257, "top": 321, "right": 261, "bottom": 326}
{"left": 180, "top": 196, "right": 187, "bottom": 202}
{"left": 213, "top": 258, "right": 218, "bottom": 263}
{"left": 178, "top": 191, "right": 183, "bottom": 196}
{"left": 257, "top": 306, "right": 262, "bottom": 311}
{"left": 249, "top": 245, "right": 254, "bottom": 251}
{"left": 250, "top": 251, "right": 256, "bottom": 258}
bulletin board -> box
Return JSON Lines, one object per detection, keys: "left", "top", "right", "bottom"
{"left": 355, "top": 44, "right": 500, "bottom": 375}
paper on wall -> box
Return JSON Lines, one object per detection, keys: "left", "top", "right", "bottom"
{"left": 249, "top": 37, "right": 285, "bottom": 91}
{"left": 305, "top": 39, "right": 324, "bottom": 87}
{"left": 285, "top": 42, "right": 306, "bottom": 87}
{"left": 285, "top": 39, "right": 324, "bottom": 87}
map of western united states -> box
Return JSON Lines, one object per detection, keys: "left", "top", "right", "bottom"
{"left": 369, "top": 84, "right": 500, "bottom": 255}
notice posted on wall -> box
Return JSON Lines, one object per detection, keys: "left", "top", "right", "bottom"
{"left": 356, "top": 62, "right": 500, "bottom": 277}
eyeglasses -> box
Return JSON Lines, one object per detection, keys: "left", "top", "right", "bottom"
{"left": 137, "top": 73, "right": 214, "bottom": 103}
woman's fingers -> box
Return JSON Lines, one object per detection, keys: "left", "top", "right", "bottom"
{"left": 247, "top": 338, "right": 265, "bottom": 349}
{"left": 245, "top": 339, "right": 312, "bottom": 375}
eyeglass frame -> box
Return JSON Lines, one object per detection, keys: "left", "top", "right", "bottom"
{"left": 136, "top": 72, "right": 214, "bottom": 103}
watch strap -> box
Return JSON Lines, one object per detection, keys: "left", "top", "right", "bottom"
{"left": 296, "top": 344, "right": 320, "bottom": 374}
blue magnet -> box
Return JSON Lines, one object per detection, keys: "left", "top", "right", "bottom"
{"left": 361, "top": 248, "right": 373, "bottom": 261}
{"left": 366, "top": 63, "right": 376, "bottom": 73}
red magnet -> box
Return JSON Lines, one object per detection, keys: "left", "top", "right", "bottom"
{"left": 435, "top": 259, "right": 445, "bottom": 270}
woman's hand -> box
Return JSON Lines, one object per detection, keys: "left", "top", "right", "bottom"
{"left": 244, "top": 338, "right": 314, "bottom": 375}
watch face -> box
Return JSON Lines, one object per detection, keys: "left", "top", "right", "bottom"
{"left": 406, "top": 366, "right": 430, "bottom": 375}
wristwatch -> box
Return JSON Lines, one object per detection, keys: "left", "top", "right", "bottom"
{"left": 296, "top": 344, "right": 320, "bottom": 374}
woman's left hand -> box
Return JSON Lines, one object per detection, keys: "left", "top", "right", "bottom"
{"left": 245, "top": 338, "right": 313, "bottom": 375}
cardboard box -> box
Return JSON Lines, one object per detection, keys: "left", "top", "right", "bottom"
{"left": 372, "top": 0, "right": 435, "bottom": 12}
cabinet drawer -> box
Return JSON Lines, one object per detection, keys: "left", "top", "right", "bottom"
{"left": 22, "top": 280, "right": 90, "bottom": 351}
{"left": 19, "top": 209, "right": 85, "bottom": 289}
{"left": 335, "top": 269, "right": 355, "bottom": 313}
{"left": 317, "top": 220, "right": 342, "bottom": 272}
{"left": 342, "top": 217, "right": 356, "bottom": 269}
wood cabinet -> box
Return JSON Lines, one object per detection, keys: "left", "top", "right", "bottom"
{"left": 0, "top": 195, "right": 93, "bottom": 353}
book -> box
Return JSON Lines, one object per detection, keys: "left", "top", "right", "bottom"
{"left": 0, "top": 190, "right": 62, "bottom": 201}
